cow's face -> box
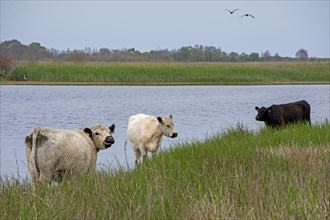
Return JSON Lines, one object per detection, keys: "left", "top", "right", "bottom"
{"left": 157, "top": 115, "right": 178, "bottom": 138}
{"left": 255, "top": 106, "right": 270, "bottom": 121}
{"left": 84, "top": 124, "right": 115, "bottom": 150}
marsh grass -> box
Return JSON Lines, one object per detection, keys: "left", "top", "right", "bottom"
{"left": 3, "top": 61, "right": 330, "bottom": 84}
{"left": 0, "top": 122, "right": 329, "bottom": 219}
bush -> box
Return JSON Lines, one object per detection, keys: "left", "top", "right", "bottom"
{"left": 5, "top": 67, "right": 28, "bottom": 81}
{"left": 0, "top": 56, "right": 14, "bottom": 76}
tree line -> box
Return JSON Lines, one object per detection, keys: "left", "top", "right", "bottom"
{"left": 1, "top": 39, "right": 317, "bottom": 62}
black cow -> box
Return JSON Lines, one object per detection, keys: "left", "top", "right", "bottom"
{"left": 255, "top": 100, "right": 311, "bottom": 128}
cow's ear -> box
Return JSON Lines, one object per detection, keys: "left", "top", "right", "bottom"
{"left": 84, "top": 128, "right": 93, "bottom": 138}
{"left": 268, "top": 107, "right": 272, "bottom": 113}
{"left": 170, "top": 115, "right": 173, "bottom": 119}
{"left": 255, "top": 107, "right": 259, "bottom": 112}
{"left": 157, "top": 117, "right": 163, "bottom": 123}
{"left": 109, "top": 124, "right": 115, "bottom": 133}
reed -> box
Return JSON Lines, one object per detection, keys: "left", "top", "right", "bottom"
{"left": 1, "top": 122, "right": 329, "bottom": 219}
{"left": 3, "top": 61, "right": 329, "bottom": 84}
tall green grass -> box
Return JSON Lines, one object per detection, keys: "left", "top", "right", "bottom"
{"left": 1, "top": 122, "right": 329, "bottom": 219}
{"left": 3, "top": 61, "right": 330, "bottom": 84}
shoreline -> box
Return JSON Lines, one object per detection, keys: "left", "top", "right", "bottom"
{"left": 1, "top": 81, "right": 329, "bottom": 86}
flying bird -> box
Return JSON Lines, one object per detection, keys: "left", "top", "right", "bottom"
{"left": 240, "top": 13, "right": 255, "bottom": 18}
{"left": 226, "top": 9, "right": 239, "bottom": 14}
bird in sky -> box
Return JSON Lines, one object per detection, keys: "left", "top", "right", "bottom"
{"left": 240, "top": 13, "right": 255, "bottom": 19}
{"left": 226, "top": 9, "right": 239, "bottom": 14}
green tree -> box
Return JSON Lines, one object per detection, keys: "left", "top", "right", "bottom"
{"left": 228, "top": 52, "right": 239, "bottom": 62}
{"left": 295, "top": 48, "right": 308, "bottom": 59}
{"left": 249, "top": 53, "right": 260, "bottom": 61}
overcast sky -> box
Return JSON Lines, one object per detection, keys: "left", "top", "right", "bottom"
{"left": 1, "top": 0, "right": 329, "bottom": 57}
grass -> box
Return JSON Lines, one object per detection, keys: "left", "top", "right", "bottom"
{"left": 0, "top": 122, "right": 329, "bottom": 219}
{"left": 2, "top": 61, "right": 330, "bottom": 84}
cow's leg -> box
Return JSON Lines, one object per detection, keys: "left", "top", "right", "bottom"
{"left": 142, "top": 153, "right": 148, "bottom": 162}
{"left": 148, "top": 142, "right": 159, "bottom": 153}
{"left": 148, "top": 142, "right": 160, "bottom": 160}
{"left": 151, "top": 148, "right": 159, "bottom": 156}
{"left": 133, "top": 145, "right": 141, "bottom": 164}
{"left": 38, "top": 171, "right": 53, "bottom": 185}
{"left": 140, "top": 145, "right": 148, "bottom": 162}
{"left": 54, "top": 169, "right": 65, "bottom": 182}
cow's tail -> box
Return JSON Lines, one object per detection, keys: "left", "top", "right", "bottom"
{"left": 124, "top": 139, "right": 129, "bottom": 170}
{"left": 28, "top": 128, "right": 41, "bottom": 185}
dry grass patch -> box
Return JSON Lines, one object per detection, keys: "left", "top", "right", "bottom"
{"left": 256, "top": 145, "right": 330, "bottom": 168}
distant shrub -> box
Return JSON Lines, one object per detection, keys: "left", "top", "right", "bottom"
{"left": 5, "top": 67, "right": 27, "bottom": 81}
{"left": 0, "top": 56, "right": 14, "bottom": 77}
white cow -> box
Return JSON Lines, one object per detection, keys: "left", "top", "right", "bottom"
{"left": 127, "top": 114, "right": 178, "bottom": 164}
{"left": 25, "top": 124, "right": 115, "bottom": 186}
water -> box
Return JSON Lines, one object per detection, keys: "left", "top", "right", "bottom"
{"left": 1, "top": 85, "right": 329, "bottom": 178}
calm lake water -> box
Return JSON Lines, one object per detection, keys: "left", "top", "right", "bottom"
{"left": 1, "top": 85, "right": 329, "bottom": 178}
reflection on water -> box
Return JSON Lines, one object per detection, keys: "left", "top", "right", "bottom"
{"left": 1, "top": 85, "right": 329, "bottom": 178}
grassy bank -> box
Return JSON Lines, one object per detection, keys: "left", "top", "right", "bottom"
{"left": 1, "top": 122, "right": 329, "bottom": 219}
{"left": 2, "top": 61, "right": 330, "bottom": 85}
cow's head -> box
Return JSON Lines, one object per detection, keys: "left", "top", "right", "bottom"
{"left": 84, "top": 124, "right": 115, "bottom": 150}
{"left": 157, "top": 115, "right": 178, "bottom": 138}
{"left": 255, "top": 106, "right": 271, "bottom": 121}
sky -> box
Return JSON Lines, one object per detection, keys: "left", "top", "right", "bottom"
{"left": 1, "top": 0, "right": 329, "bottom": 58}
